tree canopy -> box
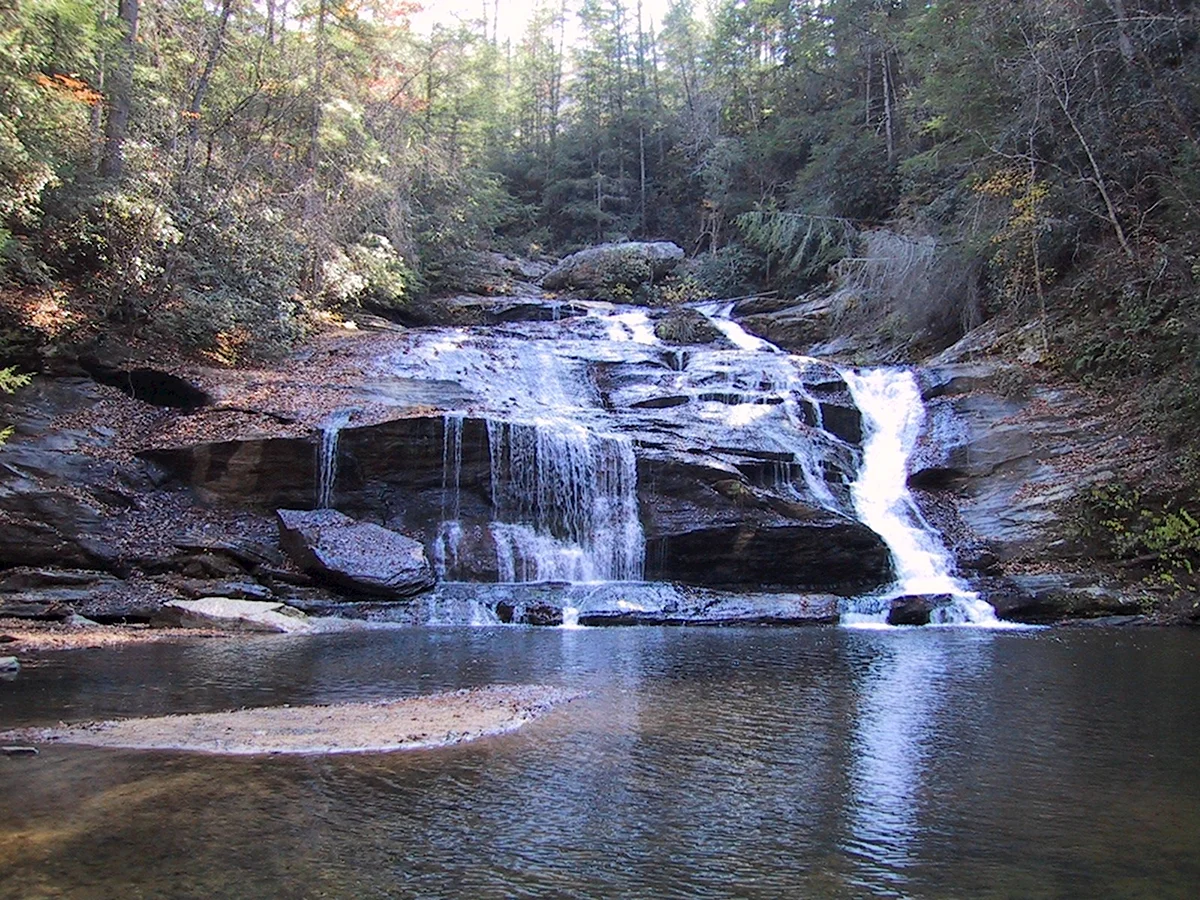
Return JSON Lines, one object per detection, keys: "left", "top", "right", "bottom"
{"left": 0, "top": 0, "right": 1196, "bottom": 373}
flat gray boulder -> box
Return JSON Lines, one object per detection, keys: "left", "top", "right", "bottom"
{"left": 276, "top": 509, "right": 435, "bottom": 598}
{"left": 541, "top": 241, "right": 684, "bottom": 293}
{"left": 155, "top": 597, "right": 311, "bottom": 634}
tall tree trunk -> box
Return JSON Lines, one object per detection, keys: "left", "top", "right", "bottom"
{"left": 182, "top": 0, "right": 236, "bottom": 180}
{"left": 882, "top": 49, "right": 896, "bottom": 167}
{"left": 99, "top": 0, "right": 140, "bottom": 180}
{"left": 1102, "top": 0, "right": 1136, "bottom": 63}
{"left": 304, "top": 0, "right": 328, "bottom": 291}
{"left": 90, "top": 6, "right": 109, "bottom": 170}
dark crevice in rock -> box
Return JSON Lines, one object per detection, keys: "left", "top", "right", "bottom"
{"left": 81, "top": 360, "right": 210, "bottom": 409}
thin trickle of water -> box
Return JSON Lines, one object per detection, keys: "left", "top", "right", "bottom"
{"left": 840, "top": 369, "right": 1005, "bottom": 627}
{"left": 315, "top": 410, "right": 353, "bottom": 509}
{"left": 441, "top": 413, "right": 465, "bottom": 521}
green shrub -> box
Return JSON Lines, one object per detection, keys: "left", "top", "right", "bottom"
{"left": 1075, "top": 483, "right": 1200, "bottom": 589}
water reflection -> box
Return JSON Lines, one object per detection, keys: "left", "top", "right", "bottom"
{"left": 3, "top": 628, "right": 1200, "bottom": 899}
{"left": 843, "top": 632, "right": 995, "bottom": 896}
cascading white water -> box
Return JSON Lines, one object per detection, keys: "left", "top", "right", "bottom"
{"left": 841, "top": 369, "right": 1003, "bottom": 626}
{"left": 315, "top": 410, "right": 353, "bottom": 509}
{"left": 486, "top": 420, "right": 643, "bottom": 583}
{"left": 694, "top": 303, "right": 1004, "bottom": 627}
{"left": 696, "top": 301, "right": 776, "bottom": 352}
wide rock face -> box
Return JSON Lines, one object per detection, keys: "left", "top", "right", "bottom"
{"left": 0, "top": 378, "right": 158, "bottom": 571}
{"left": 913, "top": 337, "right": 1128, "bottom": 566}
{"left": 142, "top": 298, "right": 897, "bottom": 596}
{"left": 276, "top": 508, "right": 435, "bottom": 598}
{"left": 542, "top": 242, "right": 684, "bottom": 294}
{"left": 148, "top": 410, "right": 893, "bottom": 595}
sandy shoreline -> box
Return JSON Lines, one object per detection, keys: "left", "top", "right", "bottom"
{"left": 1, "top": 685, "right": 581, "bottom": 755}
{"left": 0, "top": 618, "right": 233, "bottom": 653}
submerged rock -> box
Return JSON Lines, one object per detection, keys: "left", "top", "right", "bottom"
{"left": 0, "top": 656, "right": 19, "bottom": 674}
{"left": 276, "top": 508, "right": 436, "bottom": 599}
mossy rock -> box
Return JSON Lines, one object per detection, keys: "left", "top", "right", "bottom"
{"left": 654, "top": 308, "right": 722, "bottom": 345}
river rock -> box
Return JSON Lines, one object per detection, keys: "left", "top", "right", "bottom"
{"left": 887, "top": 594, "right": 954, "bottom": 626}
{"left": 276, "top": 509, "right": 436, "bottom": 598}
{"left": 982, "top": 574, "right": 1139, "bottom": 623}
{"left": 738, "top": 294, "right": 838, "bottom": 353}
{"left": 542, "top": 242, "right": 684, "bottom": 294}
{"left": 0, "top": 656, "right": 19, "bottom": 674}
{"left": 154, "top": 597, "right": 310, "bottom": 633}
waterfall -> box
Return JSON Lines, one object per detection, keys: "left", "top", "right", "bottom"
{"left": 432, "top": 414, "right": 467, "bottom": 580}
{"left": 840, "top": 369, "right": 1003, "bottom": 626}
{"left": 485, "top": 420, "right": 644, "bottom": 583}
{"left": 315, "top": 410, "right": 353, "bottom": 509}
{"left": 694, "top": 302, "right": 1003, "bottom": 626}
{"left": 696, "top": 301, "right": 776, "bottom": 352}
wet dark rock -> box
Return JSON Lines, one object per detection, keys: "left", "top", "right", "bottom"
{"left": 494, "top": 600, "right": 563, "bottom": 626}
{"left": 887, "top": 594, "right": 954, "bottom": 626}
{"left": 798, "top": 399, "right": 862, "bottom": 445}
{"left": 277, "top": 508, "right": 436, "bottom": 599}
{"left": 425, "top": 581, "right": 842, "bottom": 626}
{"left": 739, "top": 295, "right": 837, "bottom": 354}
{"left": 437, "top": 295, "right": 590, "bottom": 324}
{"left": 542, "top": 242, "right": 684, "bottom": 294}
{"left": 982, "top": 574, "right": 1139, "bottom": 624}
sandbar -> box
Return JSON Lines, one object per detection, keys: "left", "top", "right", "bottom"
{"left": 2, "top": 685, "right": 580, "bottom": 755}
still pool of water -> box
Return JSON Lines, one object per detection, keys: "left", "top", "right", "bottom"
{"left": 2, "top": 626, "right": 1199, "bottom": 899}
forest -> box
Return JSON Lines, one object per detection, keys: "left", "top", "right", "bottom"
{"left": 2, "top": 2, "right": 1200, "bottom": 485}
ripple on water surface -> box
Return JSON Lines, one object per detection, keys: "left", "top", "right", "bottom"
{"left": 2, "top": 627, "right": 1200, "bottom": 899}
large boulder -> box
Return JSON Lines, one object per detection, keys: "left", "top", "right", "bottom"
{"left": 154, "top": 597, "right": 311, "bottom": 633}
{"left": 276, "top": 509, "right": 435, "bottom": 598}
{"left": 542, "top": 242, "right": 684, "bottom": 294}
